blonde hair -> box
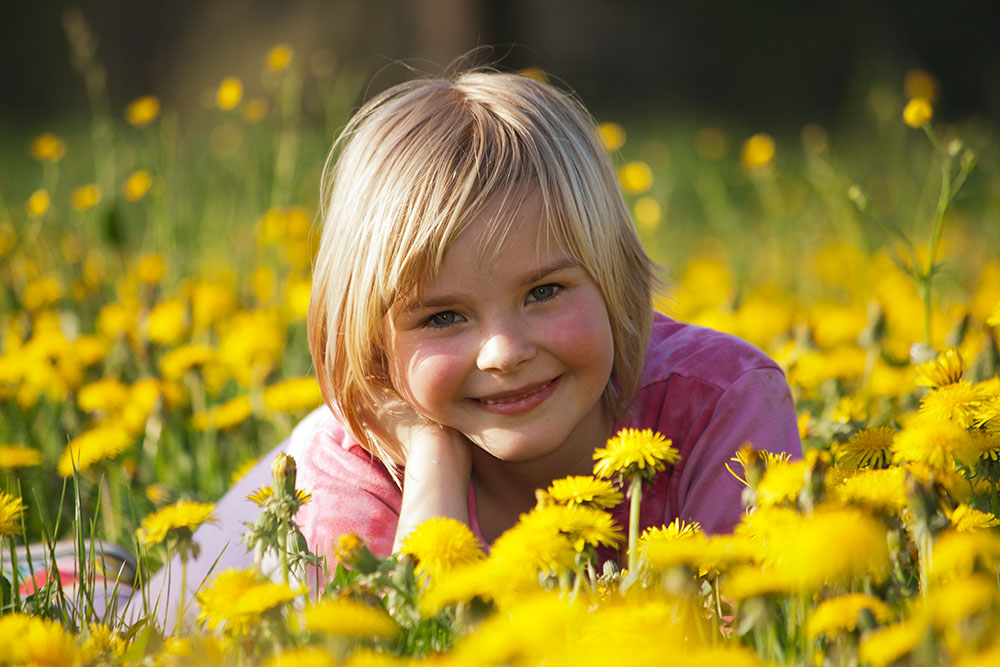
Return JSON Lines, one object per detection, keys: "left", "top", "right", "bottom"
{"left": 308, "top": 69, "right": 659, "bottom": 469}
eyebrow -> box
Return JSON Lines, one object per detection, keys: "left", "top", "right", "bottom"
{"left": 397, "top": 257, "right": 580, "bottom": 314}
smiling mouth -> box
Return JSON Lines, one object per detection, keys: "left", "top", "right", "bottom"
{"left": 470, "top": 377, "right": 560, "bottom": 413}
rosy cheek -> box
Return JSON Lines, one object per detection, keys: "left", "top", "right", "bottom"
{"left": 393, "top": 341, "right": 468, "bottom": 415}
{"left": 544, "top": 294, "right": 614, "bottom": 366}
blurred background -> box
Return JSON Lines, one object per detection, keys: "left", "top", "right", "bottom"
{"left": 4, "top": 0, "right": 1000, "bottom": 128}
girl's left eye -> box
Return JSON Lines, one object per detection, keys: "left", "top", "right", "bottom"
{"left": 527, "top": 284, "right": 560, "bottom": 302}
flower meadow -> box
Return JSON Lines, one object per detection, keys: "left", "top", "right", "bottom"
{"left": 3, "top": 16, "right": 1000, "bottom": 666}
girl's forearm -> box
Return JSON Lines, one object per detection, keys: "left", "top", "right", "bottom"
{"left": 392, "top": 428, "right": 472, "bottom": 552}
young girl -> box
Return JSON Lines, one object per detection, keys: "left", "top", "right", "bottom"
{"left": 288, "top": 68, "right": 802, "bottom": 566}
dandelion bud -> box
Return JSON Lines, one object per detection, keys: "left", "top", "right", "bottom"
{"left": 947, "top": 138, "right": 963, "bottom": 157}
{"left": 902, "top": 98, "right": 933, "bottom": 128}
{"left": 271, "top": 453, "right": 297, "bottom": 499}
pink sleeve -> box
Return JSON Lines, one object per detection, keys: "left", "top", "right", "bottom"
{"left": 672, "top": 367, "right": 801, "bottom": 533}
{"left": 293, "top": 423, "right": 403, "bottom": 563}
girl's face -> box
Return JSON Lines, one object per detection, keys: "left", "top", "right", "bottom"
{"left": 385, "top": 188, "right": 615, "bottom": 465}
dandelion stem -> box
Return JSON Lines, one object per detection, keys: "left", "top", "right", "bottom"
{"left": 627, "top": 475, "right": 643, "bottom": 574}
{"left": 177, "top": 554, "right": 188, "bottom": 636}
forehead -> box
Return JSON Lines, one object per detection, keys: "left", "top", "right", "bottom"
{"left": 399, "top": 187, "right": 573, "bottom": 304}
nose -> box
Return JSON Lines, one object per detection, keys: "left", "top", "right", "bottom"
{"left": 476, "top": 319, "right": 536, "bottom": 373}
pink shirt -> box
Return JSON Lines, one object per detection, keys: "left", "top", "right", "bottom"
{"left": 291, "top": 312, "right": 801, "bottom": 565}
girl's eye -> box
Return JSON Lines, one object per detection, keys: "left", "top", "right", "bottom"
{"left": 426, "top": 311, "right": 462, "bottom": 328}
{"left": 527, "top": 284, "right": 560, "bottom": 302}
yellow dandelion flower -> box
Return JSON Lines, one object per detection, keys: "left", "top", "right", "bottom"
{"left": 930, "top": 529, "right": 1000, "bottom": 581}
{"left": 618, "top": 161, "right": 653, "bottom": 195}
{"left": 27, "top": 189, "right": 50, "bottom": 217}
{"left": 77, "top": 377, "right": 129, "bottom": 413}
{"left": 58, "top": 424, "right": 132, "bottom": 476}
{"left": 832, "top": 466, "right": 908, "bottom": 514}
{"left": 217, "top": 309, "right": 283, "bottom": 387}
{"left": 135, "top": 252, "right": 166, "bottom": 285}
{"left": 147, "top": 298, "right": 188, "bottom": 344}
{"left": 0, "top": 444, "right": 42, "bottom": 470}
{"left": 741, "top": 132, "right": 775, "bottom": 169}
{"left": 755, "top": 458, "right": 809, "bottom": 507}
{"left": 893, "top": 419, "right": 979, "bottom": 470}
{"left": 903, "top": 97, "right": 934, "bottom": 128}
{"left": 807, "top": 593, "right": 894, "bottom": 638}
{"left": 190, "top": 280, "right": 237, "bottom": 330}
{"left": 197, "top": 568, "right": 259, "bottom": 630}
{"left": 0, "top": 613, "right": 77, "bottom": 665}
{"left": 832, "top": 394, "right": 867, "bottom": 423}
{"left": 193, "top": 395, "right": 253, "bottom": 431}
{"left": 518, "top": 503, "right": 623, "bottom": 554}
{"left": 30, "top": 132, "right": 66, "bottom": 162}
{"left": 698, "top": 534, "right": 758, "bottom": 574}
{"left": 217, "top": 76, "right": 243, "bottom": 110}
{"left": 919, "top": 381, "right": 984, "bottom": 428}
{"left": 640, "top": 531, "right": 708, "bottom": 573}
{"left": 859, "top": 616, "right": 930, "bottom": 667}
{"left": 838, "top": 426, "right": 896, "bottom": 469}
{"left": 96, "top": 302, "right": 138, "bottom": 340}
{"left": 916, "top": 348, "right": 965, "bottom": 388}
{"left": 242, "top": 97, "right": 269, "bottom": 123}
{"left": 399, "top": 516, "right": 484, "bottom": 581}
{"left": 762, "top": 506, "right": 891, "bottom": 590}
{"left": 726, "top": 445, "right": 791, "bottom": 486}
{"left": 723, "top": 564, "right": 795, "bottom": 600}
{"left": 136, "top": 499, "right": 215, "bottom": 549}
{"left": 948, "top": 504, "right": 1000, "bottom": 532}
{"left": 926, "top": 573, "right": 996, "bottom": 633}
{"left": 285, "top": 276, "right": 312, "bottom": 319}
{"left": 988, "top": 302, "right": 1000, "bottom": 328}
{"left": 955, "top": 643, "right": 1000, "bottom": 667}
{"left": 593, "top": 428, "right": 679, "bottom": 482}
{"left": 302, "top": 597, "right": 398, "bottom": 638}
{"left": 262, "top": 376, "right": 323, "bottom": 413}
{"left": 74, "top": 335, "right": 108, "bottom": 366}
{"left": 597, "top": 121, "right": 626, "bottom": 151}
{"left": 123, "top": 169, "right": 152, "bottom": 201}
{"left": 0, "top": 491, "right": 27, "bottom": 536}
{"left": 22, "top": 276, "right": 62, "bottom": 311}
{"left": 159, "top": 343, "right": 214, "bottom": 380}
{"left": 262, "top": 646, "right": 338, "bottom": 667}
{"left": 79, "top": 622, "right": 127, "bottom": 662}
{"left": 419, "top": 559, "right": 499, "bottom": 616}
{"left": 266, "top": 44, "right": 294, "bottom": 71}
{"left": 639, "top": 517, "right": 703, "bottom": 545}
{"left": 489, "top": 515, "right": 576, "bottom": 578}
{"left": 246, "top": 484, "right": 311, "bottom": 507}
{"left": 125, "top": 95, "right": 161, "bottom": 126}
{"left": 537, "top": 475, "right": 623, "bottom": 509}
{"left": 228, "top": 580, "right": 300, "bottom": 620}
{"left": 633, "top": 196, "right": 661, "bottom": 231}
{"left": 970, "top": 429, "right": 1000, "bottom": 464}
{"left": 71, "top": 183, "right": 101, "bottom": 211}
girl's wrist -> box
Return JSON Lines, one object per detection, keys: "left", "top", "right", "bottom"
{"left": 393, "top": 427, "right": 472, "bottom": 551}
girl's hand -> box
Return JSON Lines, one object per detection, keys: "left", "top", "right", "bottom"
{"left": 367, "top": 395, "right": 474, "bottom": 551}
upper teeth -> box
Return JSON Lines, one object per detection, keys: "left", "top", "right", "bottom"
{"left": 481, "top": 388, "right": 538, "bottom": 405}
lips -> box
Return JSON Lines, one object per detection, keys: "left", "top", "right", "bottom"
{"left": 470, "top": 377, "right": 560, "bottom": 415}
